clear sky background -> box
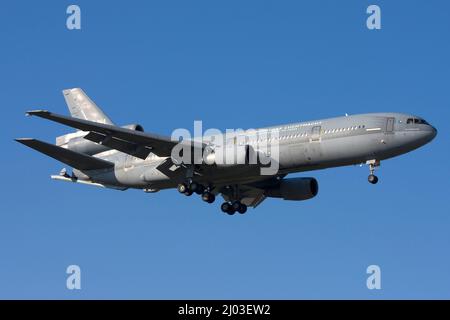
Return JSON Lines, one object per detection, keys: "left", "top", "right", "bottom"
{"left": 0, "top": 1, "right": 449, "bottom": 299}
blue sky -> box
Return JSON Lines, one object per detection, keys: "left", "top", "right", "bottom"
{"left": 0, "top": 1, "right": 449, "bottom": 299}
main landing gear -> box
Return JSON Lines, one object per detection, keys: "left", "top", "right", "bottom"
{"left": 177, "top": 180, "right": 247, "bottom": 214}
{"left": 366, "top": 160, "right": 380, "bottom": 184}
{"left": 177, "top": 180, "right": 215, "bottom": 203}
{"left": 201, "top": 190, "right": 215, "bottom": 204}
{"left": 220, "top": 201, "right": 247, "bottom": 215}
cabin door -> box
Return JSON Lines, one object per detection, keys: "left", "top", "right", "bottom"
{"left": 386, "top": 117, "right": 395, "bottom": 133}
{"left": 310, "top": 126, "right": 322, "bottom": 142}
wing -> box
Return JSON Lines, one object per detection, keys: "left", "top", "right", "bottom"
{"left": 26, "top": 110, "right": 204, "bottom": 159}
{"left": 16, "top": 138, "right": 114, "bottom": 171}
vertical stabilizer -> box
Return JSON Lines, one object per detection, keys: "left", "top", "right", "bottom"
{"left": 62, "top": 88, "right": 114, "bottom": 125}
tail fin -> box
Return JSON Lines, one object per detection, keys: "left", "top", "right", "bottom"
{"left": 62, "top": 88, "right": 114, "bottom": 125}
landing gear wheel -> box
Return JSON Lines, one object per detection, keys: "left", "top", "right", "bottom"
{"left": 177, "top": 183, "right": 187, "bottom": 194}
{"left": 368, "top": 174, "right": 378, "bottom": 184}
{"left": 221, "top": 202, "right": 230, "bottom": 213}
{"left": 221, "top": 202, "right": 235, "bottom": 215}
{"left": 201, "top": 192, "right": 215, "bottom": 203}
{"left": 189, "top": 182, "right": 198, "bottom": 193}
{"left": 232, "top": 201, "right": 241, "bottom": 212}
{"left": 237, "top": 204, "right": 247, "bottom": 214}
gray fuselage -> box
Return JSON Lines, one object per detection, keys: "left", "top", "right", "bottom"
{"left": 84, "top": 112, "right": 437, "bottom": 190}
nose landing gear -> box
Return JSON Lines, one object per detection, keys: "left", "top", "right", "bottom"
{"left": 366, "top": 159, "right": 380, "bottom": 184}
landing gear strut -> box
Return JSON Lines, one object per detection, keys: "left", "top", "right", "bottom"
{"left": 367, "top": 160, "right": 380, "bottom": 184}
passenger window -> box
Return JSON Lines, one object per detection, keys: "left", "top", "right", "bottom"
{"left": 407, "top": 118, "right": 413, "bottom": 124}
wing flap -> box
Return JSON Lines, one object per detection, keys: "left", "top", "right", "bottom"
{"left": 16, "top": 138, "right": 114, "bottom": 171}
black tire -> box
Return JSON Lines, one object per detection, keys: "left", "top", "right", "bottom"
{"left": 177, "top": 183, "right": 187, "bottom": 194}
{"left": 207, "top": 194, "right": 215, "bottom": 204}
{"left": 189, "top": 182, "right": 198, "bottom": 193}
{"left": 201, "top": 192, "right": 215, "bottom": 203}
{"left": 221, "top": 202, "right": 231, "bottom": 213}
{"left": 238, "top": 204, "right": 247, "bottom": 214}
{"left": 232, "top": 201, "right": 241, "bottom": 212}
{"left": 368, "top": 174, "right": 379, "bottom": 184}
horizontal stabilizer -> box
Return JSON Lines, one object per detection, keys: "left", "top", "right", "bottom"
{"left": 15, "top": 138, "right": 114, "bottom": 171}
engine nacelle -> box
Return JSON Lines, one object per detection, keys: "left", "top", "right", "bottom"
{"left": 265, "top": 177, "right": 319, "bottom": 201}
{"left": 121, "top": 124, "right": 144, "bottom": 132}
{"left": 56, "top": 124, "right": 144, "bottom": 155}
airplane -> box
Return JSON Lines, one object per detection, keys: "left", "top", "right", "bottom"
{"left": 16, "top": 88, "right": 437, "bottom": 215}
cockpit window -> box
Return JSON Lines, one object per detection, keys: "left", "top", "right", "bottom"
{"left": 414, "top": 118, "right": 429, "bottom": 125}
{"left": 407, "top": 118, "right": 429, "bottom": 125}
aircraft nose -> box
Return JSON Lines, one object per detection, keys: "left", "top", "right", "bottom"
{"left": 426, "top": 125, "right": 437, "bottom": 142}
{"left": 431, "top": 126, "right": 437, "bottom": 139}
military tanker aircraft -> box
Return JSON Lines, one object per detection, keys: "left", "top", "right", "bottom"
{"left": 16, "top": 88, "right": 437, "bottom": 214}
